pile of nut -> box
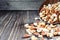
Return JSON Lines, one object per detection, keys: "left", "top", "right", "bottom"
{"left": 23, "top": 2, "right": 60, "bottom": 40}
{"left": 23, "top": 19, "right": 60, "bottom": 40}
{"left": 39, "top": 2, "right": 60, "bottom": 23}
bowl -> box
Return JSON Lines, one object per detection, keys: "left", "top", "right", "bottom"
{"left": 39, "top": 0, "right": 60, "bottom": 24}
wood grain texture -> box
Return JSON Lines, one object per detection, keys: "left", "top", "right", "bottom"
{"left": 0, "top": 0, "right": 45, "bottom": 10}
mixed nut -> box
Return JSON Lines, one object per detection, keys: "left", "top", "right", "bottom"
{"left": 23, "top": 19, "right": 60, "bottom": 40}
{"left": 39, "top": 2, "right": 60, "bottom": 24}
